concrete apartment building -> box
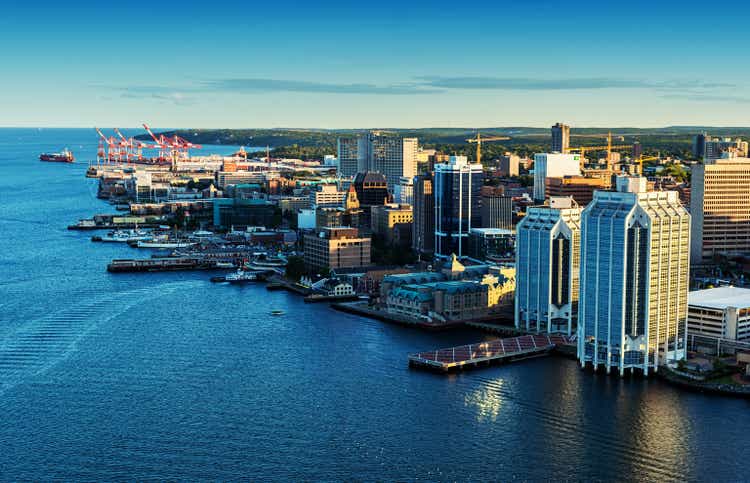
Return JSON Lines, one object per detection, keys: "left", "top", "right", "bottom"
{"left": 303, "top": 227, "right": 371, "bottom": 272}
{"left": 533, "top": 153, "right": 581, "bottom": 202}
{"left": 688, "top": 287, "right": 750, "bottom": 342}
{"left": 515, "top": 197, "right": 582, "bottom": 335}
{"left": 551, "top": 122, "right": 570, "bottom": 153}
{"left": 690, "top": 156, "right": 750, "bottom": 264}
{"left": 578, "top": 177, "right": 691, "bottom": 374}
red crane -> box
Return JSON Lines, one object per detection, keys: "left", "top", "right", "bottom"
{"left": 143, "top": 124, "right": 202, "bottom": 169}
{"left": 95, "top": 127, "right": 121, "bottom": 163}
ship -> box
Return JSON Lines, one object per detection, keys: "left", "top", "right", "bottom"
{"left": 134, "top": 234, "right": 197, "bottom": 249}
{"left": 210, "top": 268, "right": 262, "bottom": 284}
{"left": 92, "top": 229, "right": 152, "bottom": 243}
{"left": 39, "top": 149, "right": 74, "bottom": 163}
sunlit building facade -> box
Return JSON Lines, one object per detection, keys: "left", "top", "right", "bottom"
{"left": 690, "top": 157, "right": 750, "bottom": 264}
{"left": 434, "top": 156, "right": 482, "bottom": 257}
{"left": 515, "top": 197, "right": 582, "bottom": 335}
{"left": 578, "top": 177, "right": 691, "bottom": 374}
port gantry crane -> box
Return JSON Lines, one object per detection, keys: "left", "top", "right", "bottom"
{"left": 114, "top": 128, "right": 155, "bottom": 164}
{"left": 466, "top": 132, "right": 511, "bottom": 165}
{"left": 143, "top": 124, "right": 203, "bottom": 171}
{"left": 95, "top": 127, "right": 124, "bottom": 164}
{"left": 564, "top": 132, "right": 633, "bottom": 171}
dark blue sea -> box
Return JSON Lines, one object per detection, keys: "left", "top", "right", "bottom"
{"left": 0, "top": 128, "right": 747, "bottom": 481}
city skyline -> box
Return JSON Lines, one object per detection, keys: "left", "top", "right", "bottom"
{"left": 4, "top": 1, "right": 750, "bottom": 128}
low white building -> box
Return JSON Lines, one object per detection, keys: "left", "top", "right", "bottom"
{"left": 688, "top": 287, "right": 750, "bottom": 341}
{"left": 311, "top": 278, "right": 355, "bottom": 296}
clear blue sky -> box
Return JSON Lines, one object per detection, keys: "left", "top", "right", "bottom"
{"left": 3, "top": 0, "right": 750, "bottom": 128}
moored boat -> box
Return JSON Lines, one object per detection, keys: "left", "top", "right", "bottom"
{"left": 211, "top": 268, "right": 262, "bottom": 284}
{"left": 93, "top": 229, "right": 152, "bottom": 243}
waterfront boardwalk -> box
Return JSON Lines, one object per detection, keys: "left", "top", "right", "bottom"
{"left": 409, "top": 334, "right": 573, "bottom": 372}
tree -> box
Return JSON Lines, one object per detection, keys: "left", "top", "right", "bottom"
{"left": 270, "top": 207, "right": 283, "bottom": 228}
{"left": 285, "top": 256, "right": 306, "bottom": 281}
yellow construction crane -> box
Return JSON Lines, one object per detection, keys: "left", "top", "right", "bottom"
{"left": 634, "top": 155, "right": 660, "bottom": 174}
{"left": 466, "top": 133, "right": 510, "bottom": 164}
{"left": 565, "top": 132, "right": 632, "bottom": 170}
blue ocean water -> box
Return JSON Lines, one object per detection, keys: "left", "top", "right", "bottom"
{"left": 0, "top": 128, "right": 747, "bottom": 481}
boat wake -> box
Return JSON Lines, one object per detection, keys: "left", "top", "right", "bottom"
{"left": 0, "top": 281, "right": 199, "bottom": 395}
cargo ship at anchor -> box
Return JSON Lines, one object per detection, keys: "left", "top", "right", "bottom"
{"left": 39, "top": 149, "right": 74, "bottom": 163}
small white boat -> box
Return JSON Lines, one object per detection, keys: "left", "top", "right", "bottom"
{"left": 223, "top": 269, "right": 261, "bottom": 284}
{"left": 270, "top": 309, "right": 284, "bottom": 316}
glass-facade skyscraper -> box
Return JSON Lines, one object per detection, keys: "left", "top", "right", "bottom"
{"left": 515, "top": 197, "right": 582, "bottom": 335}
{"left": 434, "top": 156, "right": 482, "bottom": 257}
{"left": 577, "top": 177, "right": 691, "bottom": 375}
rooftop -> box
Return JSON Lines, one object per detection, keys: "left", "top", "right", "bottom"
{"left": 688, "top": 287, "right": 750, "bottom": 310}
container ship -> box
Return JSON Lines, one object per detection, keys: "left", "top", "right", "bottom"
{"left": 40, "top": 149, "right": 74, "bottom": 163}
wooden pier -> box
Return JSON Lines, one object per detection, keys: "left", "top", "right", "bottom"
{"left": 107, "top": 257, "right": 222, "bottom": 273}
{"left": 408, "top": 334, "right": 573, "bottom": 372}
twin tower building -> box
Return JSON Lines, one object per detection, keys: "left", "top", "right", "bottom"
{"left": 515, "top": 176, "right": 691, "bottom": 375}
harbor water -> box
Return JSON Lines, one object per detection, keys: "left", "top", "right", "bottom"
{"left": 1, "top": 128, "right": 748, "bottom": 481}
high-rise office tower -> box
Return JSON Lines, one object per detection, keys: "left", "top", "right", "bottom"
{"left": 551, "top": 122, "right": 570, "bottom": 153}
{"left": 533, "top": 153, "right": 581, "bottom": 202}
{"left": 337, "top": 136, "right": 368, "bottom": 178}
{"left": 369, "top": 133, "right": 418, "bottom": 190}
{"left": 434, "top": 155, "right": 483, "bottom": 257}
{"left": 690, "top": 157, "right": 750, "bottom": 264}
{"left": 578, "top": 176, "right": 690, "bottom": 375}
{"left": 412, "top": 173, "right": 435, "bottom": 255}
{"left": 515, "top": 197, "right": 581, "bottom": 335}
{"left": 692, "top": 133, "right": 707, "bottom": 159}
{"left": 337, "top": 132, "right": 418, "bottom": 190}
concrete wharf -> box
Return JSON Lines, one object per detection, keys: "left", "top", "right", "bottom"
{"left": 408, "top": 334, "right": 573, "bottom": 372}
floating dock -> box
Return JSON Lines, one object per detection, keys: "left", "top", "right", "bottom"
{"left": 408, "top": 334, "right": 573, "bottom": 372}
